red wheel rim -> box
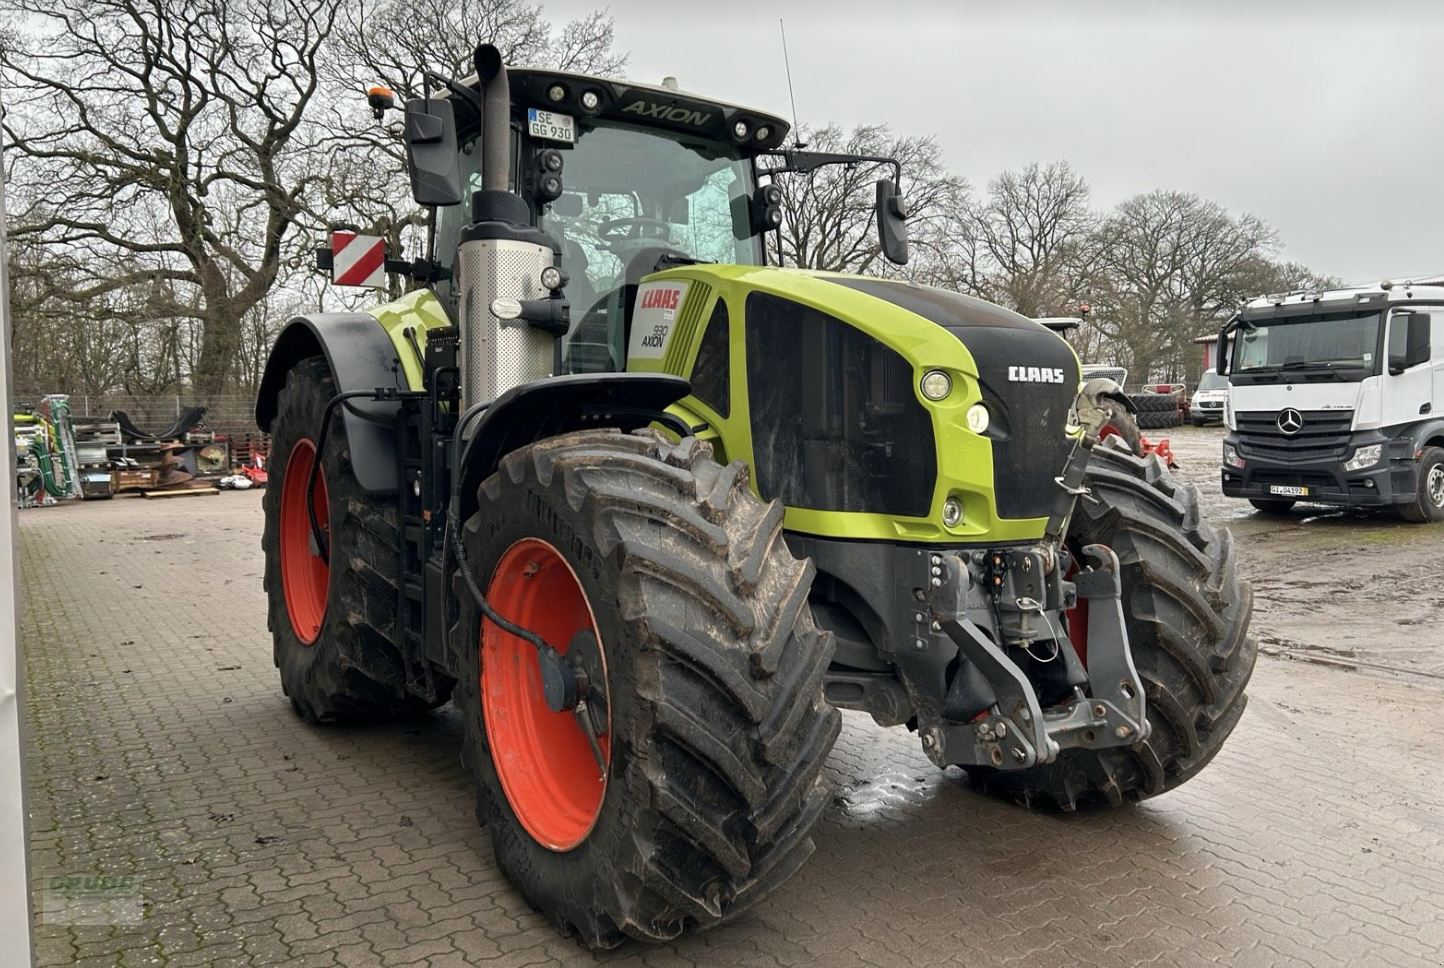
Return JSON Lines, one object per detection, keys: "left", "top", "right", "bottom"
{"left": 279, "top": 438, "right": 330, "bottom": 644}
{"left": 482, "top": 538, "right": 609, "bottom": 851}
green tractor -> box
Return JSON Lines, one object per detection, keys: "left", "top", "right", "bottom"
{"left": 256, "top": 44, "right": 1255, "bottom": 949}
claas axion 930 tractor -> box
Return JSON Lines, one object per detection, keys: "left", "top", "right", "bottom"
{"left": 256, "top": 44, "right": 1257, "bottom": 948}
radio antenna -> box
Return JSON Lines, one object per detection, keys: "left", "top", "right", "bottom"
{"left": 779, "top": 19, "right": 804, "bottom": 148}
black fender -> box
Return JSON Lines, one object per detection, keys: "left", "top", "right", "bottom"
{"left": 255, "top": 313, "right": 405, "bottom": 494}
{"left": 1404, "top": 417, "right": 1444, "bottom": 453}
{"left": 454, "top": 372, "right": 691, "bottom": 522}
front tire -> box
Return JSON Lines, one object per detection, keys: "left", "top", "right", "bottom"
{"left": 1398, "top": 446, "right": 1444, "bottom": 523}
{"left": 973, "top": 446, "right": 1256, "bottom": 809}
{"left": 263, "top": 357, "right": 454, "bottom": 722}
{"left": 453, "top": 430, "right": 839, "bottom": 948}
{"left": 1098, "top": 400, "right": 1143, "bottom": 457}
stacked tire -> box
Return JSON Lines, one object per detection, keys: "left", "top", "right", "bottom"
{"left": 1130, "top": 392, "right": 1181, "bottom": 430}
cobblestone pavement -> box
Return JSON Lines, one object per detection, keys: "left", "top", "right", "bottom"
{"left": 20, "top": 487, "right": 1444, "bottom": 967}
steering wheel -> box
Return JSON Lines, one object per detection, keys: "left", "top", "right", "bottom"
{"left": 597, "top": 216, "right": 671, "bottom": 249}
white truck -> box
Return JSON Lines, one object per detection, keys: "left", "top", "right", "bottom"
{"left": 1217, "top": 278, "right": 1444, "bottom": 520}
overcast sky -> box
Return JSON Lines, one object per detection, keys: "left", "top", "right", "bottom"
{"left": 539, "top": 0, "right": 1443, "bottom": 285}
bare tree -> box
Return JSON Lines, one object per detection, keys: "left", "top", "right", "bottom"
{"left": 328, "top": 0, "right": 626, "bottom": 102}
{"left": 1, "top": 0, "right": 341, "bottom": 395}
{"left": 1089, "top": 191, "right": 1279, "bottom": 381}
{"left": 766, "top": 123, "right": 968, "bottom": 277}
{"left": 953, "top": 161, "right": 1096, "bottom": 318}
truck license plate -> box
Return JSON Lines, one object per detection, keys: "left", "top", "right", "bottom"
{"left": 1269, "top": 485, "right": 1308, "bottom": 497}
{"left": 527, "top": 108, "right": 574, "bottom": 143}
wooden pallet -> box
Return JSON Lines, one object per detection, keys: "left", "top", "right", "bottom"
{"left": 140, "top": 486, "right": 219, "bottom": 499}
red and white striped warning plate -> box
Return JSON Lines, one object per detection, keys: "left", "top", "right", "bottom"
{"left": 331, "top": 231, "right": 386, "bottom": 288}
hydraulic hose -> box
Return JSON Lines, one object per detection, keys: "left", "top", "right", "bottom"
{"left": 306, "top": 390, "right": 386, "bottom": 566}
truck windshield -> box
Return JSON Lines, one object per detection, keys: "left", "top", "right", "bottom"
{"left": 1196, "top": 370, "right": 1228, "bottom": 391}
{"left": 1230, "top": 311, "right": 1381, "bottom": 384}
{"left": 539, "top": 122, "right": 759, "bottom": 312}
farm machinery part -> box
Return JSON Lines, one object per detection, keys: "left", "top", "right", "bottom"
{"left": 255, "top": 44, "right": 1256, "bottom": 949}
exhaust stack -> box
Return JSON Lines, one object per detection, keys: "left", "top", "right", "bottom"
{"left": 474, "top": 44, "right": 511, "bottom": 192}
{"left": 455, "top": 44, "right": 561, "bottom": 411}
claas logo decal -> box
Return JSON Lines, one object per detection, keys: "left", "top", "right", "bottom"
{"left": 638, "top": 288, "right": 681, "bottom": 312}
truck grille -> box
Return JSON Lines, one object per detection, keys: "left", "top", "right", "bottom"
{"left": 1235, "top": 410, "right": 1353, "bottom": 463}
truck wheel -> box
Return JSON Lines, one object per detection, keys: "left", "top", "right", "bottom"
{"left": 973, "top": 446, "right": 1255, "bottom": 809}
{"left": 1398, "top": 446, "right": 1444, "bottom": 523}
{"left": 1248, "top": 498, "right": 1296, "bottom": 515}
{"left": 453, "top": 430, "right": 840, "bottom": 948}
{"left": 263, "top": 357, "right": 454, "bottom": 722}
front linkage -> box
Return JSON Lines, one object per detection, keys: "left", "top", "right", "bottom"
{"left": 917, "top": 379, "right": 1149, "bottom": 772}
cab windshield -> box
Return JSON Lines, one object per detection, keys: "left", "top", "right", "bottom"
{"left": 1196, "top": 370, "right": 1228, "bottom": 392}
{"left": 1230, "top": 311, "right": 1382, "bottom": 384}
{"left": 540, "top": 122, "right": 760, "bottom": 307}
{"left": 433, "top": 122, "right": 760, "bottom": 372}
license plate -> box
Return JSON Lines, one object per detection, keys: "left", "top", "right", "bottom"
{"left": 527, "top": 108, "right": 574, "bottom": 143}
{"left": 1269, "top": 485, "right": 1308, "bottom": 496}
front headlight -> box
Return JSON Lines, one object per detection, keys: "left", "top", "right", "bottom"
{"left": 1343, "top": 444, "right": 1382, "bottom": 472}
{"left": 1223, "top": 444, "right": 1245, "bottom": 469}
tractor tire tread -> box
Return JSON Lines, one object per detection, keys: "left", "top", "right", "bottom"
{"left": 971, "top": 445, "right": 1255, "bottom": 810}
{"left": 452, "top": 429, "right": 838, "bottom": 948}
{"left": 262, "top": 356, "right": 454, "bottom": 724}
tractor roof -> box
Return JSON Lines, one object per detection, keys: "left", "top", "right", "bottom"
{"left": 450, "top": 65, "right": 792, "bottom": 153}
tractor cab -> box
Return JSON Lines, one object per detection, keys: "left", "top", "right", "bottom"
{"left": 425, "top": 67, "right": 789, "bottom": 373}
{"left": 412, "top": 60, "right": 907, "bottom": 377}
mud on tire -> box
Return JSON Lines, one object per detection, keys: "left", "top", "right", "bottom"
{"left": 263, "top": 357, "right": 454, "bottom": 722}
{"left": 973, "top": 445, "right": 1256, "bottom": 809}
{"left": 452, "top": 429, "right": 840, "bottom": 948}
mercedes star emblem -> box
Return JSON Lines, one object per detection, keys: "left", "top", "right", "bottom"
{"left": 1277, "top": 408, "right": 1304, "bottom": 435}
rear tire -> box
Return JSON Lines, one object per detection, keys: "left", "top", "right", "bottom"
{"left": 1248, "top": 498, "right": 1296, "bottom": 515}
{"left": 972, "top": 446, "right": 1255, "bottom": 809}
{"left": 453, "top": 430, "right": 839, "bottom": 948}
{"left": 263, "top": 357, "right": 454, "bottom": 723}
{"left": 1398, "top": 446, "right": 1444, "bottom": 523}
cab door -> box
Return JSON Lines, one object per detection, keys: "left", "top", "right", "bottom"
{"left": 1381, "top": 309, "right": 1435, "bottom": 429}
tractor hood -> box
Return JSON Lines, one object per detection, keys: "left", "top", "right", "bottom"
{"left": 628, "top": 265, "right": 1082, "bottom": 527}
{"left": 819, "top": 276, "right": 1081, "bottom": 520}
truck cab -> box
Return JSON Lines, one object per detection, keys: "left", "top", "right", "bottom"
{"left": 1217, "top": 280, "right": 1444, "bottom": 519}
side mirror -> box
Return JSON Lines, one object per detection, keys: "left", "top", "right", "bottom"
{"left": 1407, "top": 312, "right": 1432, "bottom": 368}
{"left": 403, "top": 98, "right": 462, "bottom": 206}
{"left": 876, "top": 179, "right": 909, "bottom": 266}
{"left": 1389, "top": 311, "right": 1432, "bottom": 374}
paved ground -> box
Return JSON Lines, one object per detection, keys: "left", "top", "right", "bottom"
{"left": 19, "top": 454, "right": 1444, "bottom": 967}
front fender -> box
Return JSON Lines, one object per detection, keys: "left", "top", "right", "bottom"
{"left": 255, "top": 313, "right": 405, "bottom": 494}
{"left": 454, "top": 373, "right": 691, "bottom": 522}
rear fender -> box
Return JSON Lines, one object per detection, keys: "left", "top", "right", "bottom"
{"left": 255, "top": 313, "right": 405, "bottom": 494}
{"left": 454, "top": 373, "right": 691, "bottom": 522}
